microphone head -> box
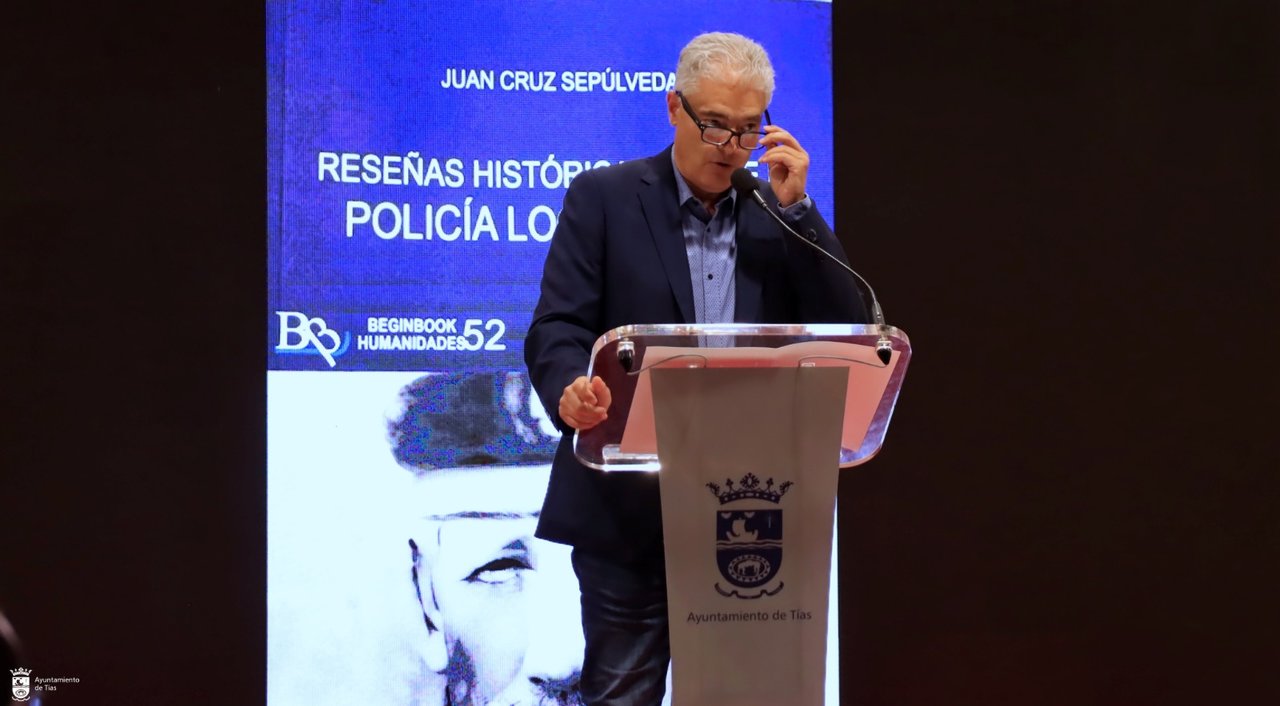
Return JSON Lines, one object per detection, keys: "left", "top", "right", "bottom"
{"left": 730, "top": 168, "right": 759, "bottom": 196}
{"left": 875, "top": 337, "right": 893, "bottom": 365}
{"left": 616, "top": 339, "right": 635, "bottom": 373}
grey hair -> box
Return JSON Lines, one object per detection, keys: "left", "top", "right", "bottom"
{"left": 674, "top": 32, "right": 775, "bottom": 104}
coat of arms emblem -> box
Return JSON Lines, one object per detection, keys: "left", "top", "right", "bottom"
{"left": 706, "top": 473, "right": 791, "bottom": 599}
{"left": 11, "top": 668, "right": 32, "bottom": 702}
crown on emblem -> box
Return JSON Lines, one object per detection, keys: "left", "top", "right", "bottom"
{"left": 10, "top": 668, "right": 31, "bottom": 677}
{"left": 706, "top": 473, "right": 792, "bottom": 505}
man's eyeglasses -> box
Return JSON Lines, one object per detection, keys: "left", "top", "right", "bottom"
{"left": 676, "top": 90, "right": 771, "bottom": 151}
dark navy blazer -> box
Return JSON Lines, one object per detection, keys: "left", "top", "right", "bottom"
{"left": 525, "top": 146, "right": 868, "bottom": 564}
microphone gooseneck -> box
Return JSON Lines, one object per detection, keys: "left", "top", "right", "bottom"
{"left": 731, "top": 168, "right": 893, "bottom": 365}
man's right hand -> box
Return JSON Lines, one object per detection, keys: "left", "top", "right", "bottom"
{"left": 559, "top": 375, "right": 612, "bottom": 431}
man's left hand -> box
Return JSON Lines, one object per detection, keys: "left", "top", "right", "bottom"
{"left": 758, "top": 125, "right": 809, "bottom": 208}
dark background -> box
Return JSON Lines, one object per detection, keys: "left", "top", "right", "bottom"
{"left": 2, "top": 2, "right": 1276, "bottom": 704}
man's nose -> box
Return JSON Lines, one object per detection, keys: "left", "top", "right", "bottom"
{"left": 522, "top": 543, "right": 585, "bottom": 688}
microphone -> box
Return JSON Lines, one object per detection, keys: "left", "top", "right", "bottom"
{"left": 616, "top": 339, "right": 635, "bottom": 373}
{"left": 731, "top": 168, "right": 894, "bottom": 365}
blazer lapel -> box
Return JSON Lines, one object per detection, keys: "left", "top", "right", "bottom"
{"left": 637, "top": 148, "right": 695, "bottom": 323}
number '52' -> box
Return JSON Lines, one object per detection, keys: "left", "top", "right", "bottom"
{"left": 461, "top": 318, "right": 507, "bottom": 351}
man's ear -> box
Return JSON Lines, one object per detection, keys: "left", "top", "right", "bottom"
{"left": 667, "top": 91, "right": 680, "bottom": 126}
{"left": 409, "top": 538, "right": 449, "bottom": 672}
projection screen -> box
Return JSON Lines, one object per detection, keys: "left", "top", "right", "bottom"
{"left": 267, "top": 2, "right": 838, "bottom": 703}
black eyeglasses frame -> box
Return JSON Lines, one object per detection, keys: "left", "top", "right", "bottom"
{"left": 675, "top": 90, "right": 772, "bottom": 151}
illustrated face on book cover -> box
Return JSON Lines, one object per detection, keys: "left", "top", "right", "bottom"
{"left": 391, "top": 371, "right": 582, "bottom": 706}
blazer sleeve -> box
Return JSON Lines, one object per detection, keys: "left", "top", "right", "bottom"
{"left": 781, "top": 197, "right": 872, "bottom": 325}
{"left": 524, "top": 169, "right": 607, "bottom": 432}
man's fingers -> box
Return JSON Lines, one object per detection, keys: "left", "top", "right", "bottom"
{"left": 559, "top": 376, "right": 611, "bottom": 430}
{"left": 761, "top": 125, "right": 801, "bottom": 150}
{"left": 561, "top": 407, "right": 607, "bottom": 431}
{"left": 576, "top": 376, "right": 598, "bottom": 405}
{"left": 591, "top": 376, "right": 613, "bottom": 410}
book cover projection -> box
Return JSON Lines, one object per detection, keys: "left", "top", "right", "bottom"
{"left": 267, "top": 2, "right": 838, "bottom": 704}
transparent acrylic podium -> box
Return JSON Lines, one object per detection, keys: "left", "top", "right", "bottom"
{"left": 575, "top": 323, "right": 911, "bottom": 472}
{"left": 574, "top": 323, "right": 911, "bottom": 706}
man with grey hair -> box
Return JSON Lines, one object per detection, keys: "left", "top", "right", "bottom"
{"left": 526, "top": 32, "right": 867, "bottom": 706}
